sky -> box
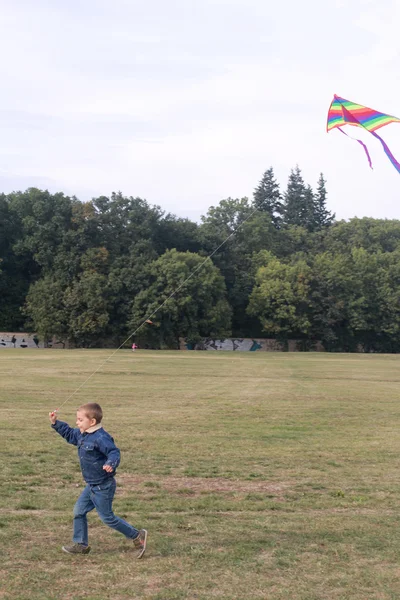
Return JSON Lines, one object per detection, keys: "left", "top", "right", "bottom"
{"left": 0, "top": 0, "right": 399, "bottom": 222}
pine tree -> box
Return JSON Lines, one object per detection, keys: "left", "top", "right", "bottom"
{"left": 253, "top": 167, "right": 283, "bottom": 228}
{"left": 304, "top": 184, "right": 317, "bottom": 232}
{"left": 314, "top": 174, "right": 335, "bottom": 228}
{"left": 282, "top": 165, "right": 307, "bottom": 228}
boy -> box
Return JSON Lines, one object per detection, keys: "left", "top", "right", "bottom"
{"left": 49, "top": 403, "right": 147, "bottom": 557}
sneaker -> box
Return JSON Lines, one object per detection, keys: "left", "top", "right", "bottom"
{"left": 133, "top": 529, "right": 147, "bottom": 559}
{"left": 62, "top": 543, "right": 91, "bottom": 555}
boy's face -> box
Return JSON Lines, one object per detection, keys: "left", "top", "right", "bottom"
{"left": 76, "top": 410, "right": 97, "bottom": 433}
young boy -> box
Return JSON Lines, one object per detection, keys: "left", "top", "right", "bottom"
{"left": 49, "top": 403, "right": 147, "bottom": 557}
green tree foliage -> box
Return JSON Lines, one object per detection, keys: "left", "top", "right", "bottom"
{"left": 0, "top": 191, "right": 42, "bottom": 330}
{"left": 24, "top": 276, "right": 70, "bottom": 342}
{"left": 91, "top": 193, "right": 164, "bottom": 259}
{"left": 247, "top": 251, "right": 311, "bottom": 338}
{"left": 199, "top": 197, "right": 276, "bottom": 336}
{"left": 338, "top": 248, "right": 400, "bottom": 352}
{"left": 282, "top": 167, "right": 334, "bottom": 232}
{"left": 3, "top": 170, "right": 400, "bottom": 353}
{"left": 253, "top": 167, "right": 283, "bottom": 228}
{"left": 247, "top": 245, "right": 400, "bottom": 352}
{"left": 155, "top": 215, "right": 201, "bottom": 254}
{"left": 323, "top": 217, "right": 400, "bottom": 254}
{"left": 314, "top": 174, "right": 335, "bottom": 229}
{"left": 129, "top": 249, "right": 232, "bottom": 348}
{"left": 8, "top": 188, "right": 76, "bottom": 271}
{"left": 282, "top": 166, "right": 308, "bottom": 228}
{"left": 63, "top": 270, "right": 110, "bottom": 346}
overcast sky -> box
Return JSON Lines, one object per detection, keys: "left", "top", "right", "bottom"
{"left": 0, "top": 0, "right": 399, "bottom": 221}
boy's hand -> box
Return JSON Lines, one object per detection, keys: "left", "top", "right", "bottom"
{"left": 49, "top": 411, "right": 57, "bottom": 425}
{"left": 103, "top": 464, "right": 114, "bottom": 473}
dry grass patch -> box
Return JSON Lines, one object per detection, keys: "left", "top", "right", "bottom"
{"left": 120, "top": 474, "right": 289, "bottom": 497}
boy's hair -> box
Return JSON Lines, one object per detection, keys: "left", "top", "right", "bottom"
{"left": 78, "top": 403, "right": 103, "bottom": 424}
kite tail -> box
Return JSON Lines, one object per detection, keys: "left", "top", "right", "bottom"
{"left": 370, "top": 130, "right": 400, "bottom": 174}
{"left": 338, "top": 127, "right": 373, "bottom": 169}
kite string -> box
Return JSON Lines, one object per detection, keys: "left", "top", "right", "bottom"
{"left": 55, "top": 202, "right": 265, "bottom": 413}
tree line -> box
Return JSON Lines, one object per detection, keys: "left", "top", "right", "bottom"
{"left": 1, "top": 166, "right": 400, "bottom": 352}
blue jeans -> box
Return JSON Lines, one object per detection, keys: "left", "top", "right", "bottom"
{"left": 72, "top": 478, "right": 139, "bottom": 546}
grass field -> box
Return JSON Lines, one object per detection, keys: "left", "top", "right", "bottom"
{"left": 1, "top": 349, "right": 400, "bottom": 599}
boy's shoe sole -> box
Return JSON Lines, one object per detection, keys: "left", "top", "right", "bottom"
{"left": 62, "top": 543, "right": 91, "bottom": 555}
{"left": 133, "top": 529, "right": 147, "bottom": 559}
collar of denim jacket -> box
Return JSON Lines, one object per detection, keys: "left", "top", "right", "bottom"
{"left": 85, "top": 423, "right": 103, "bottom": 434}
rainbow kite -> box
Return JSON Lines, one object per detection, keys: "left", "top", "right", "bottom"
{"left": 327, "top": 95, "right": 400, "bottom": 173}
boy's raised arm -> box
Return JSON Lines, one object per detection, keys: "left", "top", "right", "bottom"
{"left": 49, "top": 413, "right": 80, "bottom": 446}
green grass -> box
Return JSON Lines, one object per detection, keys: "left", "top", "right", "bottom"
{"left": 1, "top": 349, "right": 400, "bottom": 599}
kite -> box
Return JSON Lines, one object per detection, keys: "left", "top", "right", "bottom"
{"left": 327, "top": 95, "right": 400, "bottom": 174}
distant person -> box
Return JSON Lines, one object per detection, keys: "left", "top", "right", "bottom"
{"left": 131, "top": 343, "right": 137, "bottom": 352}
{"left": 11, "top": 335, "right": 16, "bottom": 348}
{"left": 49, "top": 403, "right": 147, "bottom": 557}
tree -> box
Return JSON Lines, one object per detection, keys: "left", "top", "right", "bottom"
{"left": 63, "top": 270, "right": 110, "bottom": 346}
{"left": 247, "top": 251, "right": 311, "bottom": 338}
{"left": 0, "top": 193, "right": 38, "bottom": 330}
{"left": 253, "top": 167, "right": 283, "bottom": 228}
{"left": 314, "top": 174, "right": 335, "bottom": 229}
{"left": 307, "top": 251, "right": 357, "bottom": 350}
{"left": 346, "top": 248, "right": 400, "bottom": 352}
{"left": 4, "top": 178, "right": 400, "bottom": 353}
{"left": 24, "top": 276, "right": 70, "bottom": 342}
{"left": 105, "top": 242, "right": 157, "bottom": 338}
{"left": 282, "top": 168, "right": 334, "bottom": 232}
{"left": 154, "top": 215, "right": 201, "bottom": 254}
{"left": 200, "top": 197, "right": 253, "bottom": 239}
{"left": 24, "top": 248, "right": 112, "bottom": 346}
{"left": 91, "top": 192, "right": 164, "bottom": 259}
{"left": 282, "top": 166, "right": 308, "bottom": 228}
{"left": 307, "top": 247, "right": 400, "bottom": 352}
{"left": 323, "top": 218, "right": 400, "bottom": 255}
{"left": 199, "top": 197, "right": 277, "bottom": 336}
{"left": 8, "top": 188, "right": 76, "bottom": 272}
{"left": 128, "top": 249, "right": 232, "bottom": 348}
{"left": 304, "top": 185, "right": 316, "bottom": 231}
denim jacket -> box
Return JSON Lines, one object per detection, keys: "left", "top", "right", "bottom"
{"left": 52, "top": 420, "right": 121, "bottom": 485}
